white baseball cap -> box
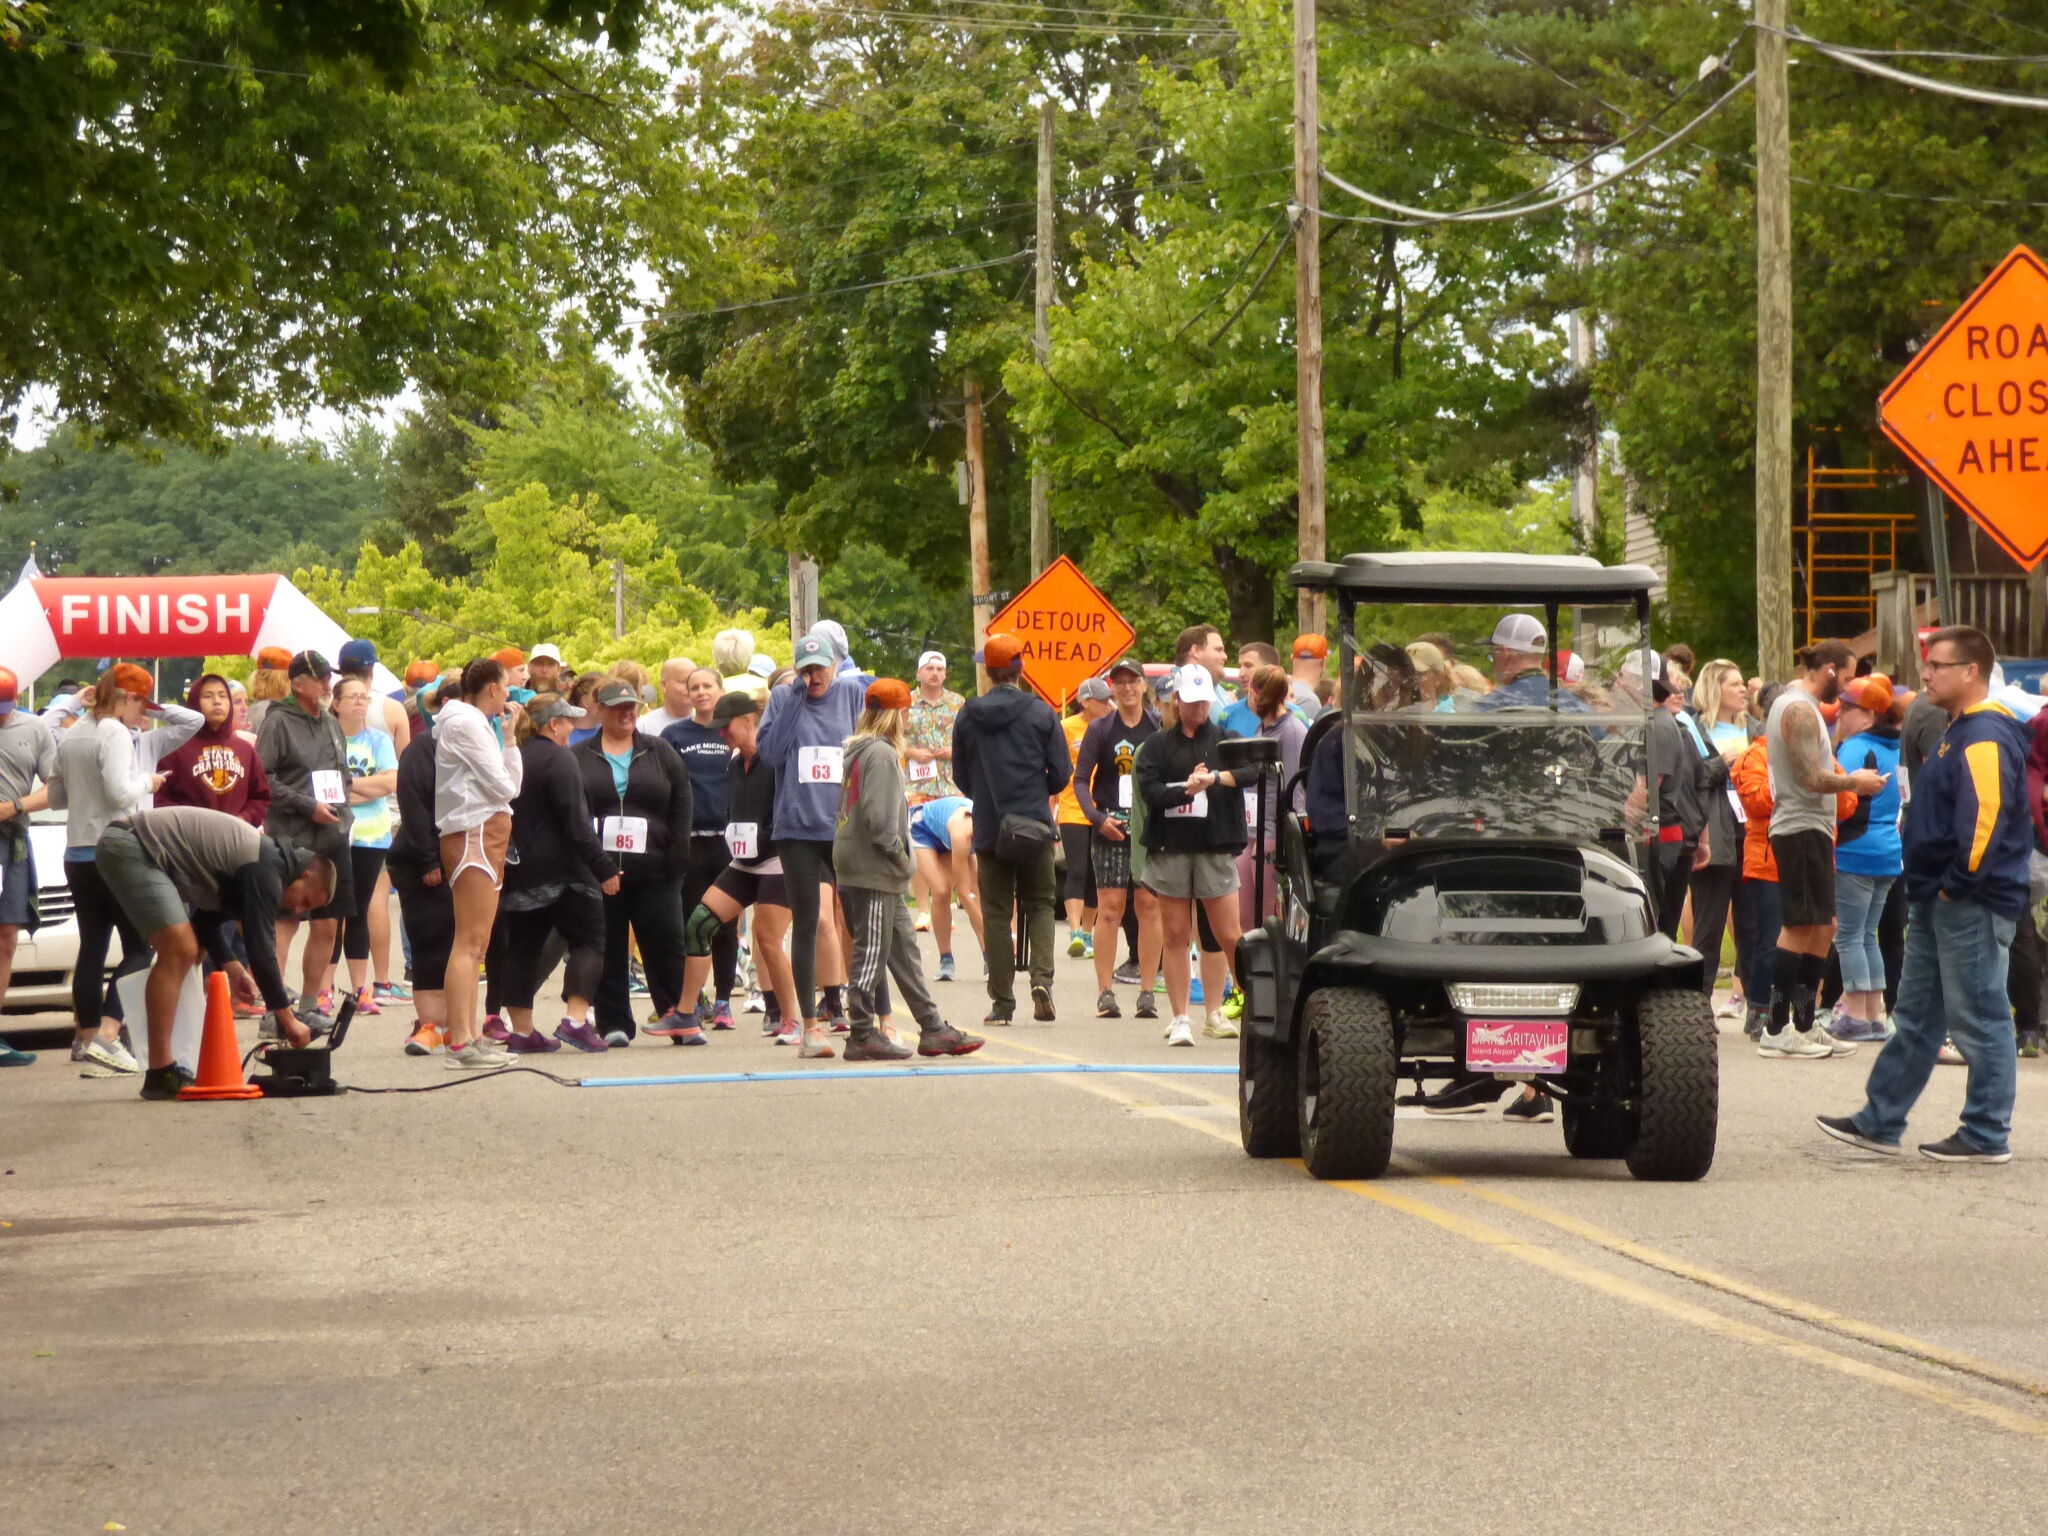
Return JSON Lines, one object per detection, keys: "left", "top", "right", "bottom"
{"left": 1174, "top": 664, "right": 1218, "bottom": 706}
{"left": 1560, "top": 651, "right": 1585, "bottom": 685}
{"left": 1489, "top": 613, "right": 1547, "bottom": 655}
{"left": 530, "top": 643, "right": 563, "bottom": 663}
{"left": 917, "top": 650, "right": 946, "bottom": 670}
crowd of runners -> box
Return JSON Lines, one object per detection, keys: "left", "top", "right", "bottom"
{"left": 0, "top": 607, "right": 2033, "bottom": 1157}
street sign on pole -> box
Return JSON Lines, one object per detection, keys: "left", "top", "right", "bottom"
{"left": 1880, "top": 245, "right": 2048, "bottom": 571}
{"left": 985, "top": 555, "right": 1135, "bottom": 708}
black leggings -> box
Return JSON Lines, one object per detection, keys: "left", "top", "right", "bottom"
{"left": 66, "top": 858, "right": 147, "bottom": 1027}
{"left": 499, "top": 887, "right": 606, "bottom": 1011}
{"left": 780, "top": 839, "right": 835, "bottom": 1022}
{"left": 680, "top": 835, "right": 740, "bottom": 998}
{"left": 333, "top": 846, "right": 388, "bottom": 963}
{"left": 392, "top": 867, "right": 454, "bottom": 992}
{"left": 595, "top": 879, "right": 686, "bottom": 1038}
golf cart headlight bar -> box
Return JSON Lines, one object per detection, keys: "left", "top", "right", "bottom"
{"left": 1447, "top": 983, "right": 1579, "bottom": 1016}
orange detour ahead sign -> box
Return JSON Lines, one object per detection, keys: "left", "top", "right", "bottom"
{"left": 986, "top": 556, "right": 1135, "bottom": 707}
{"left": 1880, "top": 245, "right": 2048, "bottom": 570}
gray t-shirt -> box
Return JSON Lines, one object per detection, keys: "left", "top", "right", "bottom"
{"left": 126, "top": 805, "right": 263, "bottom": 911}
{"left": 0, "top": 712, "right": 56, "bottom": 804}
{"left": 1765, "top": 688, "right": 1834, "bottom": 839}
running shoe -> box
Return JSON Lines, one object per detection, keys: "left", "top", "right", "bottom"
{"left": 1758, "top": 1024, "right": 1834, "bottom": 1059}
{"left": 482, "top": 1014, "right": 510, "bottom": 1043}
{"left": 644, "top": 1009, "right": 696, "bottom": 1039}
{"left": 233, "top": 1001, "right": 266, "bottom": 1020}
{"left": 554, "top": 1020, "right": 609, "bottom": 1053}
{"left": 259, "top": 1013, "right": 281, "bottom": 1044}
{"left": 827, "top": 1016, "right": 852, "bottom": 1036}
{"left": 796, "top": 1031, "right": 836, "bottom": 1059}
{"left": 669, "top": 1025, "right": 709, "bottom": 1047}
{"left": 1134, "top": 991, "right": 1158, "bottom": 1021}
{"left": 1112, "top": 961, "right": 1139, "bottom": 987}
{"left": 914, "top": 910, "right": 931, "bottom": 932}
{"left": 628, "top": 965, "right": 649, "bottom": 997}
{"left": 138, "top": 1063, "right": 194, "bottom": 1099}
{"left": 1067, "top": 930, "right": 1087, "bottom": 959}
{"left": 1714, "top": 992, "right": 1745, "bottom": 1020}
{"left": 505, "top": 1029, "right": 562, "bottom": 1054}
{"left": 355, "top": 990, "right": 382, "bottom": 1017}
{"left": 983, "top": 1011, "right": 1013, "bottom": 1028}
{"left": 1219, "top": 987, "right": 1245, "bottom": 1022}
{"left": 1743, "top": 1006, "right": 1769, "bottom": 1041}
{"left": 1202, "top": 1011, "right": 1238, "bottom": 1040}
{"left": 1164, "top": 1015, "right": 1194, "bottom": 1048}
{"left": 1918, "top": 1133, "right": 2012, "bottom": 1164}
{"left": 1815, "top": 1114, "right": 1901, "bottom": 1155}
{"left": 744, "top": 987, "right": 766, "bottom": 1014}
{"left": 1096, "top": 989, "right": 1121, "bottom": 1019}
{"left": 70, "top": 1039, "right": 89, "bottom": 1063}
{"left": 1503, "top": 1091, "right": 1554, "bottom": 1124}
{"left": 1082, "top": 932, "right": 1095, "bottom": 959}
{"left": 2021, "top": 1030, "right": 2044, "bottom": 1060}
{"left": 762, "top": 1014, "right": 782, "bottom": 1038}
{"left": 844, "top": 1030, "right": 913, "bottom": 1062}
{"left": 710, "top": 1001, "right": 736, "bottom": 1031}
{"left": 0, "top": 1041, "right": 37, "bottom": 1067}
{"left": 1031, "top": 985, "right": 1055, "bottom": 1022}
{"left": 375, "top": 981, "right": 413, "bottom": 1002}
{"left": 602, "top": 1030, "right": 633, "bottom": 1049}
{"left": 404, "top": 1022, "right": 447, "bottom": 1056}
{"left": 1418, "top": 1078, "right": 1507, "bottom": 1116}
{"left": 78, "top": 1060, "right": 130, "bottom": 1079}
{"left": 1189, "top": 975, "right": 1205, "bottom": 1007}
{"left": 936, "top": 954, "right": 955, "bottom": 983}
{"left": 773, "top": 1021, "right": 801, "bottom": 1046}
{"left": 445, "top": 1038, "right": 511, "bottom": 1070}
{"left": 918, "top": 1025, "right": 984, "bottom": 1056}
{"left": 82, "top": 1037, "right": 140, "bottom": 1075}
{"left": 1938, "top": 1039, "right": 1966, "bottom": 1065}
{"left": 1827, "top": 1013, "right": 1889, "bottom": 1044}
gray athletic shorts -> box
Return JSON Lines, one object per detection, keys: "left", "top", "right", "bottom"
{"left": 1142, "top": 849, "right": 1239, "bottom": 902}
{"left": 97, "top": 822, "right": 191, "bottom": 936}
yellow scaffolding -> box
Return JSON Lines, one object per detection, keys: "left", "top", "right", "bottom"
{"left": 1799, "top": 444, "right": 1914, "bottom": 646}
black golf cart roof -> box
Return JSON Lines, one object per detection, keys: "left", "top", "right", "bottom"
{"left": 1290, "top": 552, "right": 1660, "bottom": 605}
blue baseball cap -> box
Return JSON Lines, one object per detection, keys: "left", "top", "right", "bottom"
{"left": 338, "top": 639, "right": 378, "bottom": 670}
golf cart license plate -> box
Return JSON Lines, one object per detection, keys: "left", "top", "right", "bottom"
{"left": 1464, "top": 1018, "right": 1568, "bottom": 1074}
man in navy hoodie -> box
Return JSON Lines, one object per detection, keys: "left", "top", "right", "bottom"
{"left": 1819, "top": 626, "right": 2031, "bottom": 1164}
{"left": 758, "top": 633, "right": 869, "bottom": 1050}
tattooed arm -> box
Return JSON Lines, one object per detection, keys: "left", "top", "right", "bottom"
{"left": 1783, "top": 698, "right": 1885, "bottom": 797}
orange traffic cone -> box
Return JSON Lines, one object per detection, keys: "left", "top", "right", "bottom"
{"left": 179, "top": 971, "right": 262, "bottom": 1101}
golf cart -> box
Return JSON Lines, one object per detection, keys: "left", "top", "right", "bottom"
{"left": 1227, "top": 553, "right": 1717, "bottom": 1183}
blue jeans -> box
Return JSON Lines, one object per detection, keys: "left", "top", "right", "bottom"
{"left": 1734, "top": 878, "right": 1781, "bottom": 1002}
{"left": 1854, "top": 897, "right": 2018, "bottom": 1154}
{"left": 1833, "top": 871, "right": 1895, "bottom": 995}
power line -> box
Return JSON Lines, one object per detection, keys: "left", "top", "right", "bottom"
{"left": 642, "top": 250, "right": 1032, "bottom": 325}
{"left": 795, "top": 5, "right": 1238, "bottom": 38}
{"left": 1319, "top": 69, "right": 1755, "bottom": 228}
{"left": 1779, "top": 25, "right": 2048, "bottom": 110}
{"left": 14, "top": 29, "right": 319, "bottom": 79}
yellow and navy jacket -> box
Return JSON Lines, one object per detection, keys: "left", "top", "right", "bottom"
{"left": 1901, "top": 701, "right": 2032, "bottom": 918}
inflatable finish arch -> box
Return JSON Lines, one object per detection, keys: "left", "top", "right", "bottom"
{"left": 0, "top": 573, "right": 401, "bottom": 695}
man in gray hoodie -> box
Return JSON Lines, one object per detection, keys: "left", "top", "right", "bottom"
{"left": 758, "top": 633, "right": 870, "bottom": 1049}
{"left": 256, "top": 650, "right": 354, "bottom": 1016}
{"left": 833, "top": 677, "right": 983, "bottom": 1062}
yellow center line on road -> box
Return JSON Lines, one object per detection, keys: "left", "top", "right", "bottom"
{"left": 973, "top": 1031, "right": 2048, "bottom": 1445}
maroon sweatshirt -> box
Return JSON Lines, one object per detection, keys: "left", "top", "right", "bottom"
{"left": 156, "top": 685, "right": 272, "bottom": 827}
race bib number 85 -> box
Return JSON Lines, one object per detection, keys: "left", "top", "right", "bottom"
{"left": 601, "top": 816, "right": 649, "bottom": 854}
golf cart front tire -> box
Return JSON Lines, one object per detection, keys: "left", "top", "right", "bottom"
{"left": 1296, "top": 986, "right": 1396, "bottom": 1180}
{"left": 1625, "top": 988, "right": 1719, "bottom": 1182}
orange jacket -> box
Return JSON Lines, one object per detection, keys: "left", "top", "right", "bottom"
{"left": 1731, "top": 736, "right": 1857, "bottom": 882}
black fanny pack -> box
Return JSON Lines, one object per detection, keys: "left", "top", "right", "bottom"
{"left": 994, "top": 813, "right": 1055, "bottom": 863}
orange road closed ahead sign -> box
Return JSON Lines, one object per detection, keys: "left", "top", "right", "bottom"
{"left": 986, "top": 555, "right": 1135, "bottom": 707}
{"left": 1881, "top": 245, "right": 2048, "bottom": 570}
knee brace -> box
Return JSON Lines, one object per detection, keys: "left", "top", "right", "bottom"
{"left": 684, "top": 902, "right": 723, "bottom": 958}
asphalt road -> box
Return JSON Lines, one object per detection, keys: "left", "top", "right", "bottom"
{"left": 7, "top": 930, "right": 2048, "bottom": 1535}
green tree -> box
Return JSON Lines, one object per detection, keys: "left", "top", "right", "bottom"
{"left": 0, "top": 428, "right": 377, "bottom": 576}
{"left": 2, "top": 1, "right": 679, "bottom": 447}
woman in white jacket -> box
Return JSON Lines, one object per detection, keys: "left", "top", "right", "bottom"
{"left": 47, "top": 664, "right": 202, "bottom": 1074}
{"left": 433, "top": 657, "right": 523, "bottom": 1069}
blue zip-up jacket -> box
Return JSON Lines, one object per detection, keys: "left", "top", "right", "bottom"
{"left": 1833, "top": 727, "right": 1903, "bottom": 878}
{"left": 1900, "top": 701, "right": 2031, "bottom": 918}
{"left": 757, "top": 675, "right": 866, "bottom": 842}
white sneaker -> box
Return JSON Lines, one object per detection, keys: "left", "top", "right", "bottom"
{"left": 1202, "top": 1011, "right": 1239, "bottom": 1040}
{"left": 1938, "top": 1038, "right": 1965, "bottom": 1065}
{"left": 1714, "top": 994, "right": 1744, "bottom": 1020}
{"left": 1165, "top": 1016, "right": 1195, "bottom": 1048}
{"left": 83, "top": 1037, "right": 140, "bottom": 1074}
{"left": 773, "top": 1021, "right": 800, "bottom": 1046}
{"left": 1759, "top": 1024, "right": 1834, "bottom": 1059}
{"left": 743, "top": 988, "right": 765, "bottom": 1014}
{"left": 445, "top": 1038, "right": 512, "bottom": 1070}
{"left": 1806, "top": 1022, "right": 1858, "bottom": 1057}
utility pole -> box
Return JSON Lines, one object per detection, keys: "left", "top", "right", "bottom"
{"left": 1293, "top": 0, "right": 1327, "bottom": 643}
{"left": 1754, "top": 0, "right": 1794, "bottom": 679}
{"left": 612, "top": 555, "right": 626, "bottom": 639}
{"left": 1031, "top": 101, "right": 1055, "bottom": 575}
{"left": 787, "top": 550, "right": 818, "bottom": 640}
{"left": 965, "top": 378, "right": 993, "bottom": 695}
{"left": 1569, "top": 162, "right": 1599, "bottom": 549}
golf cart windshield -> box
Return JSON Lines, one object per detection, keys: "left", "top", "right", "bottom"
{"left": 1342, "top": 600, "right": 1653, "bottom": 849}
